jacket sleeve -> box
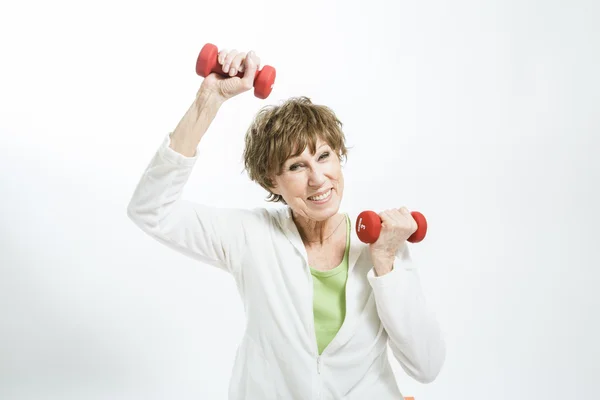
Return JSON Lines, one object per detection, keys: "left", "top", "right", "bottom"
{"left": 367, "top": 243, "right": 446, "bottom": 383}
{"left": 126, "top": 132, "right": 260, "bottom": 275}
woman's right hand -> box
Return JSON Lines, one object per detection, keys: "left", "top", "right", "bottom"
{"left": 199, "top": 49, "right": 261, "bottom": 102}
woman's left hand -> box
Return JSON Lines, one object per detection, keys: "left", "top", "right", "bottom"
{"left": 369, "top": 207, "right": 417, "bottom": 271}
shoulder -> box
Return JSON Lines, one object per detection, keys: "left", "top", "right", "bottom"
{"left": 235, "top": 205, "right": 290, "bottom": 231}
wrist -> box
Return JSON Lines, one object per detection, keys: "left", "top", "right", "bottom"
{"left": 372, "top": 254, "right": 395, "bottom": 276}
{"left": 196, "top": 88, "right": 226, "bottom": 109}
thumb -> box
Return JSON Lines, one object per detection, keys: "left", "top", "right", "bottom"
{"left": 241, "top": 51, "right": 258, "bottom": 87}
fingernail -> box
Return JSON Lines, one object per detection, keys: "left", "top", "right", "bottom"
{"left": 223, "top": 63, "right": 229, "bottom": 72}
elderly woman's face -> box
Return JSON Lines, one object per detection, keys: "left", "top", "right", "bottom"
{"left": 271, "top": 138, "right": 344, "bottom": 222}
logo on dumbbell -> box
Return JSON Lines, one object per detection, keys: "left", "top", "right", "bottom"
{"left": 357, "top": 218, "right": 365, "bottom": 232}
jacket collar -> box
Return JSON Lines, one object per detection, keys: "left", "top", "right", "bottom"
{"left": 273, "top": 206, "right": 370, "bottom": 352}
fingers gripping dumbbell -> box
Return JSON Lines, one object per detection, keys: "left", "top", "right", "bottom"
{"left": 355, "top": 210, "right": 428, "bottom": 244}
{"left": 195, "top": 43, "right": 276, "bottom": 99}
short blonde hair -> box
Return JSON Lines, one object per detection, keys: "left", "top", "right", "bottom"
{"left": 243, "top": 96, "right": 348, "bottom": 204}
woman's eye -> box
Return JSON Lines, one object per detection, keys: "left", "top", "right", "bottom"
{"left": 288, "top": 153, "right": 329, "bottom": 171}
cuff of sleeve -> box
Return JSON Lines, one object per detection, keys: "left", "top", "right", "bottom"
{"left": 367, "top": 260, "right": 404, "bottom": 289}
{"left": 159, "top": 132, "right": 199, "bottom": 167}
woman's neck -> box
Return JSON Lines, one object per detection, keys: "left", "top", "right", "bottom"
{"left": 293, "top": 212, "right": 346, "bottom": 246}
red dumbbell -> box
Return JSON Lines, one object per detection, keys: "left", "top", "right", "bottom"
{"left": 195, "top": 43, "right": 276, "bottom": 99}
{"left": 355, "top": 210, "right": 427, "bottom": 244}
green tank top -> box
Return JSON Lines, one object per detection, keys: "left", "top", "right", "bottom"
{"left": 309, "top": 214, "right": 350, "bottom": 354}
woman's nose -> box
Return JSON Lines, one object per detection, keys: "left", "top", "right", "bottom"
{"left": 308, "top": 166, "right": 327, "bottom": 186}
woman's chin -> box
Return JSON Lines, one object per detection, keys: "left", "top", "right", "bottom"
{"left": 305, "top": 194, "right": 341, "bottom": 219}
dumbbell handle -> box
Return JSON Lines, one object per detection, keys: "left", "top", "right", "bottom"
{"left": 202, "top": 54, "right": 252, "bottom": 80}
{"left": 195, "top": 43, "right": 276, "bottom": 99}
{"left": 356, "top": 210, "right": 427, "bottom": 244}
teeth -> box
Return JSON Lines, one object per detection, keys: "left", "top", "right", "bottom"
{"left": 309, "top": 189, "right": 331, "bottom": 201}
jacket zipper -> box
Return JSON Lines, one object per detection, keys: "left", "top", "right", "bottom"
{"left": 305, "top": 259, "right": 323, "bottom": 398}
{"left": 317, "top": 355, "right": 322, "bottom": 374}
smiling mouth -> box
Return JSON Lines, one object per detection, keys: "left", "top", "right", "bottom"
{"left": 307, "top": 189, "right": 332, "bottom": 202}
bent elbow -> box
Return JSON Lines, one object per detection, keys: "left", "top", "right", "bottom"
{"left": 126, "top": 202, "right": 142, "bottom": 226}
{"left": 413, "top": 365, "right": 442, "bottom": 384}
{"left": 126, "top": 202, "right": 156, "bottom": 232}
{"left": 413, "top": 342, "right": 446, "bottom": 384}
{"left": 394, "top": 335, "right": 446, "bottom": 384}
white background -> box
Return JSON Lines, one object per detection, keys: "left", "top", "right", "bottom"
{"left": 1, "top": 0, "right": 599, "bottom": 399}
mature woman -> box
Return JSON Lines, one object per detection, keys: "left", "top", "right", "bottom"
{"left": 127, "top": 48, "right": 445, "bottom": 399}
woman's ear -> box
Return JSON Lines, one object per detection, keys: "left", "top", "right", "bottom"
{"left": 267, "top": 175, "right": 281, "bottom": 195}
{"left": 270, "top": 184, "right": 281, "bottom": 195}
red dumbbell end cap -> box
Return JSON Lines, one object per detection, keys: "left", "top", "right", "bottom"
{"left": 196, "top": 43, "right": 218, "bottom": 77}
{"left": 408, "top": 211, "right": 427, "bottom": 243}
{"left": 356, "top": 211, "right": 381, "bottom": 244}
{"left": 254, "top": 65, "right": 276, "bottom": 99}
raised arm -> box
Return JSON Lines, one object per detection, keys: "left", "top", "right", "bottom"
{"left": 127, "top": 49, "right": 264, "bottom": 275}
{"left": 367, "top": 208, "right": 446, "bottom": 383}
{"left": 170, "top": 48, "right": 262, "bottom": 156}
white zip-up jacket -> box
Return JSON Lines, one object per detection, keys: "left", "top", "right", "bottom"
{"left": 127, "top": 134, "right": 446, "bottom": 399}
